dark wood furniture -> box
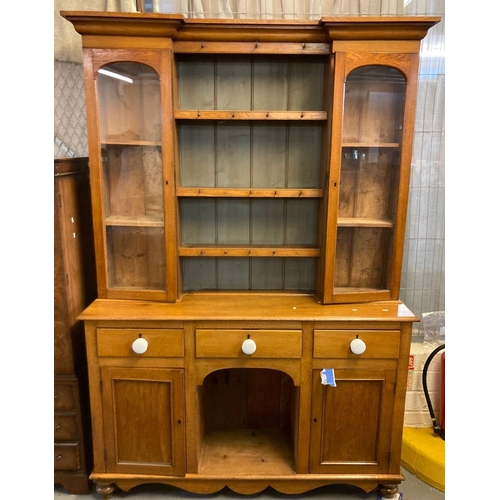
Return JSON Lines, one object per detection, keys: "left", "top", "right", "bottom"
{"left": 54, "top": 157, "right": 96, "bottom": 493}
{"left": 61, "top": 12, "right": 440, "bottom": 500}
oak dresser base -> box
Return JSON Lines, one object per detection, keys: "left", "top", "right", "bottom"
{"left": 91, "top": 472, "right": 404, "bottom": 499}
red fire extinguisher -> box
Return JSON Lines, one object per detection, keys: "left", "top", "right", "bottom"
{"left": 422, "top": 344, "right": 445, "bottom": 440}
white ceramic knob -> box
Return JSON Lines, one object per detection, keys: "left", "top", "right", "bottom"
{"left": 132, "top": 337, "right": 149, "bottom": 354}
{"left": 350, "top": 338, "right": 366, "bottom": 355}
{"left": 242, "top": 338, "right": 257, "bottom": 355}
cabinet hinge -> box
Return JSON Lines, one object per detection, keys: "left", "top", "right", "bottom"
{"left": 324, "top": 171, "right": 329, "bottom": 187}
{"left": 393, "top": 383, "right": 397, "bottom": 394}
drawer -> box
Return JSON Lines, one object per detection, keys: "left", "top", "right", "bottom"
{"left": 313, "top": 330, "right": 400, "bottom": 359}
{"left": 97, "top": 328, "right": 184, "bottom": 357}
{"left": 54, "top": 381, "right": 76, "bottom": 412}
{"left": 196, "top": 329, "right": 302, "bottom": 358}
{"left": 54, "top": 413, "right": 79, "bottom": 441}
{"left": 54, "top": 443, "right": 81, "bottom": 471}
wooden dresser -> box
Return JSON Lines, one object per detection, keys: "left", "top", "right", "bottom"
{"left": 60, "top": 12, "right": 440, "bottom": 500}
{"left": 54, "top": 157, "right": 96, "bottom": 493}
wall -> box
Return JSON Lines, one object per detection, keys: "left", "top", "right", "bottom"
{"left": 405, "top": 342, "right": 444, "bottom": 427}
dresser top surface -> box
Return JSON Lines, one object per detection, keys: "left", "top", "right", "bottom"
{"left": 79, "top": 295, "right": 417, "bottom": 322}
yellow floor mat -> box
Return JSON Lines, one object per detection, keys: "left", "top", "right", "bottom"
{"left": 401, "top": 427, "right": 445, "bottom": 492}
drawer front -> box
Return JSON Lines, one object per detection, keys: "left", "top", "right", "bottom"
{"left": 54, "top": 413, "right": 79, "bottom": 441}
{"left": 54, "top": 381, "right": 76, "bottom": 412}
{"left": 313, "top": 330, "right": 400, "bottom": 359}
{"left": 97, "top": 328, "right": 184, "bottom": 357}
{"left": 54, "top": 443, "right": 81, "bottom": 471}
{"left": 196, "top": 329, "right": 302, "bottom": 358}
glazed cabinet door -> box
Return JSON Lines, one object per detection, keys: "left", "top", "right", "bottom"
{"left": 309, "top": 368, "right": 396, "bottom": 474}
{"left": 100, "top": 367, "right": 185, "bottom": 476}
{"left": 322, "top": 52, "right": 420, "bottom": 304}
{"left": 83, "top": 47, "right": 177, "bottom": 302}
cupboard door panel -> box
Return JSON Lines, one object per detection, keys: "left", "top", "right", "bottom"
{"left": 310, "top": 369, "right": 395, "bottom": 474}
{"left": 101, "top": 367, "right": 185, "bottom": 476}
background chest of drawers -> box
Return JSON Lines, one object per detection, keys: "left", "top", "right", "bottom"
{"left": 54, "top": 158, "right": 96, "bottom": 494}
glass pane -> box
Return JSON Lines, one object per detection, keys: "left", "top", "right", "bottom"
{"left": 342, "top": 66, "right": 405, "bottom": 146}
{"left": 97, "top": 62, "right": 165, "bottom": 290}
{"left": 106, "top": 226, "right": 166, "bottom": 289}
{"left": 335, "top": 227, "right": 393, "bottom": 291}
{"left": 335, "top": 66, "right": 405, "bottom": 293}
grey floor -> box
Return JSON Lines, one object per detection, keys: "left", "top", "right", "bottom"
{"left": 55, "top": 468, "right": 444, "bottom": 499}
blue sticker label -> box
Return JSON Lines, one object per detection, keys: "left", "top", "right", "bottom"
{"left": 320, "top": 368, "right": 336, "bottom": 387}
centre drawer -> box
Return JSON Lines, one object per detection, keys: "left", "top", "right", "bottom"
{"left": 313, "top": 330, "right": 400, "bottom": 359}
{"left": 196, "top": 329, "right": 302, "bottom": 358}
{"left": 97, "top": 328, "right": 184, "bottom": 357}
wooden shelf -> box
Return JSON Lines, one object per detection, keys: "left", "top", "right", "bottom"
{"left": 342, "top": 143, "right": 399, "bottom": 148}
{"left": 179, "top": 246, "right": 320, "bottom": 257}
{"left": 175, "top": 110, "right": 327, "bottom": 120}
{"left": 177, "top": 188, "right": 323, "bottom": 198}
{"left": 105, "top": 215, "right": 164, "bottom": 227}
{"left": 337, "top": 218, "right": 393, "bottom": 228}
{"left": 198, "top": 428, "right": 295, "bottom": 476}
{"left": 101, "top": 140, "right": 162, "bottom": 147}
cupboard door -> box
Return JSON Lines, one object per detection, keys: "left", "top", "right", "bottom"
{"left": 101, "top": 367, "right": 185, "bottom": 476}
{"left": 97, "top": 61, "right": 166, "bottom": 293}
{"left": 309, "top": 368, "right": 395, "bottom": 474}
{"left": 85, "top": 48, "right": 178, "bottom": 302}
{"left": 322, "top": 52, "right": 419, "bottom": 304}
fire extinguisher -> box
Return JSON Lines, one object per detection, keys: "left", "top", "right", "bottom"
{"left": 422, "top": 343, "right": 445, "bottom": 440}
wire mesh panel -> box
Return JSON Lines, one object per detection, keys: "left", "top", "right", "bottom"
{"left": 54, "top": 61, "right": 88, "bottom": 158}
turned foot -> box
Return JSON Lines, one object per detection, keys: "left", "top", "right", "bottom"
{"left": 378, "top": 483, "right": 399, "bottom": 499}
{"left": 96, "top": 482, "right": 116, "bottom": 499}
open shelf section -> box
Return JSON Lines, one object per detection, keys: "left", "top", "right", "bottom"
{"left": 177, "top": 188, "right": 323, "bottom": 198}
{"left": 175, "top": 110, "right": 327, "bottom": 120}
{"left": 198, "top": 428, "right": 296, "bottom": 476}
{"left": 178, "top": 246, "right": 320, "bottom": 257}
